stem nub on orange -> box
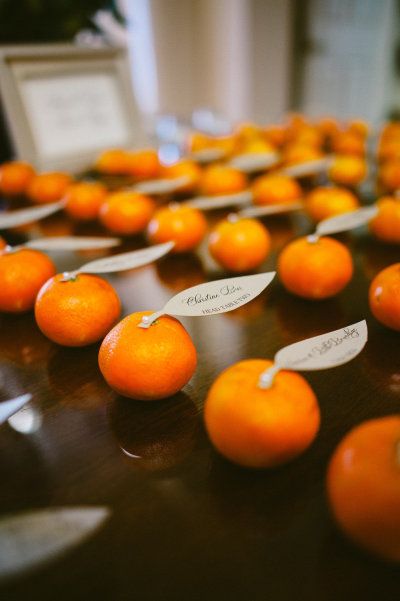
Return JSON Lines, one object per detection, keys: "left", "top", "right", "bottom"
{"left": 304, "top": 186, "right": 359, "bottom": 222}
{"left": 369, "top": 197, "right": 400, "bottom": 244}
{"left": 98, "top": 311, "right": 197, "bottom": 400}
{"left": 252, "top": 173, "right": 302, "bottom": 205}
{"left": 201, "top": 164, "right": 247, "bottom": 196}
{"left": 208, "top": 216, "right": 270, "bottom": 273}
{"left": 0, "top": 248, "right": 56, "bottom": 313}
{"left": 99, "top": 191, "right": 155, "bottom": 235}
{"left": 0, "top": 161, "right": 35, "bottom": 196}
{"left": 369, "top": 263, "right": 400, "bottom": 331}
{"left": 64, "top": 182, "right": 108, "bottom": 221}
{"left": 278, "top": 236, "right": 353, "bottom": 299}
{"left": 147, "top": 204, "right": 207, "bottom": 252}
{"left": 28, "top": 172, "right": 72, "bottom": 204}
{"left": 327, "top": 415, "right": 400, "bottom": 562}
{"left": 35, "top": 273, "right": 121, "bottom": 346}
{"left": 204, "top": 359, "right": 320, "bottom": 468}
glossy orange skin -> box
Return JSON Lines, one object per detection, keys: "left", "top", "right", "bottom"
{"left": 369, "top": 197, "right": 400, "bottom": 244}
{"left": 0, "top": 249, "right": 56, "bottom": 312}
{"left": 278, "top": 236, "right": 353, "bottom": 299}
{"left": 160, "top": 160, "right": 202, "bottom": 193}
{"left": 305, "top": 186, "right": 359, "bottom": 222}
{"left": 378, "top": 139, "right": 400, "bottom": 163}
{"left": 379, "top": 160, "right": 400, "bottom": 192}
{"left": 99, "top": 191, "right": 155, "bottom": 235}
{"left": 332, "top": 132, "right": 366, "bottom": 156}
{"left": 95, "top": 148, "right": 129, "bottom": 175}
{"left": 209, "top": 217, "right": 271, "bottom": 272}
{"left": 147, "top": 204, "right": 207, "bottom": 252}
{"left": 35, "top": 273, "right": 121, "bottom": 346}
{"left": 201, "top": 165, "right": 247, "bottom": 196}
{"left": 64, "top": 182, "right": 108, "bottom": 221}
{"left": 28, "top": 172, "right": 72, "bottom": 204}
{"left": 204, "top": 359, "right": 320, "bottom": 468}
{"left": 99, "top": 311, "right": 197, "bottom": 401}
{"left": 327, "top": 415, "right": 400, "bottom": 562}
{"left": 347, "top": 119, "right": 369, "bottom": 137}
{"left": 316, "top": 117, "right": 341, "bottom": 139}
{"left": 0, "top": 161, "right": 35, "bottom": 196}
{"left": 369, "top": 263, "right": 400, "bottom": 331}
{"left": 328, "top": 155, "right": 367, "bottom": 186}
{"left": 125, "top": 149, "right": 160, "bottom": 179}
{"left": 252, "top": 174, "right": 302, "bottom": 205}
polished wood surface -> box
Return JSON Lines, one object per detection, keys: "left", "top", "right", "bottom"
{"left": 0, "top": 208, "right": 400, "bottom": 601}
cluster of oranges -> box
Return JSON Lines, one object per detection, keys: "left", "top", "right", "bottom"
{"left": 1, "top": 115, "right": 400, "bottom": 563}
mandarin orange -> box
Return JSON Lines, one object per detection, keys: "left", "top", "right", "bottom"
{"left": 328, "top": 155, "right": 367, "bottom": 187}
{"left": 147, "top": 204, "right": 207, "bottom": 252}
{"left": 369, "top": 196, "right": 400, "bottom": 244}
{"left": 64, "top": 181, "right": 108, "bottom": 221}
{"left": 369, "top": 263, "right": 400, "bottom": 331}
{"left": 201, "top": 165, "right": 247, "bottom": 196}
{"left": 28, "top": 172, "right": 72, "bottom": 204}
{"left": 125, "top": 149, "right": 160, "bottom": 180}
{"left": 99, "top": 311, "right": 197, "bottom": 400}
{"left": 252, "top": 173, "right": 302, "bottom": 205}
{"left": 305, "top": 186, "right": 360, "bottom": 222}
{"left": 99, "top": 191, "right": 155, "bottom": 235}
{"left": 0, "top": 161, "right": 35, "bottom": 196}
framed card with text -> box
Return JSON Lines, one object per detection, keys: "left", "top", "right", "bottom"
{"left": 0, "top": 44, "right": 147, "bottom": 173}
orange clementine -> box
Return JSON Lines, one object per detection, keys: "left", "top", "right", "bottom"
{"left": 290, "top": 125, "right": 323, "bottom": 149}
{"left": 28, "top": 172, "right": 72, "bottom": 204}
{"left": 369, "top": 196, "right": 400, "bottom": 244}
{"left": 35, "top": 273, "right": 121, "bottom": 346}
{"left": 305, "top": 186, "right": 360, "bottom": 222}
{"left": 369, "top": 263, "right": 400, "bottom": 331}
{"left": 208, "top": 216, "right": 270, "bottom": 272}
{"left": 379, "top": 160, "right": 400, "bottom": 192}
{"left": 327, "top": 415, "right": 400, "bottom": 562}
{"left": 240, "top": 138, "right": 276, "bottom": 155}
{"left": 328, "top": 155, "right": 367, "bottom": 187}
{"left": 0, "top": 248, "right": 56, "bottom": 312}
{"left": 147, "top": 204, "right": 207, "bottom": 252}
{"left": 98, "top": 311, "right": 197, "bottom": 400}
{"left": 95, "top": 148, "right": 129, "bottom": 175}
{"left": 0, "top": 237, "right": 6, "bottom": 250}
{"left": 204, "top": 359, "right": 320, "bottom": 468}
{"left": 263, "top": 125, "right": 287, "bottom": 148}
{"left": 201, "top": 165, "right": 247, "bottom": 196}
{"left": 189, "top": 132, "right": 213, "bottom": 152}
{"left": 252, "top": 174, "right": 302, "bottom": 205}
{"left": 125, "top": 149, "right": 160, "bottom": 180}
{"left": 64, "top": 181, "right": 108, "bottom": 221}
{"left": 99, "top": 191, "right": 155, "bottom": 235}
{"left": 160, "top": 160, "right": 202, "bottom": 194}
{"left": 316, "top": 117, "right": 341, "bottom": 140}
{"left": 278, "top": 236, "right": 353, "bottom": 299}
{"left": 347, "top": 119, "right": 369, "bottom": 137}
{"left": 377, "top": 138, "right": 400, "bottom": 163}
{"left": 283, "top": 144, "right": 324, "bottom": 165}
{"left": 332, "top": 132, "right": 366, "bottom": 156}
{"left": 0, "top": 161, "right": 35, "bottom": 196}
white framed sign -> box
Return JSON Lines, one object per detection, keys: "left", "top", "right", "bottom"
{"left": 0, "top": 44, "right": 147, "bottom": 173}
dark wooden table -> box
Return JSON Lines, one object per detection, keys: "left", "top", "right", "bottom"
{"left": 0, "top": 207, "right": 399, "bottom": 601}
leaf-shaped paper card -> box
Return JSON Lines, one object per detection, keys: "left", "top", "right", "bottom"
{"left": 315, "top": 206, "right": 378, "bottom": 237}
{"left": 190, "top": 148, "right": 226, "bottom": 163}
{"left": 140, "top": 272, "right": 275, "bottom": 327}
{"left": 0, "top": 507, "right": 109, "bottom": 581}
{"left": 0, "top": 201, "right": 65, "bottom": 229}
{"left": 77, "top": 241, "right": 174, "bottom": 274}
{"left": 0, "top": 394, "right": 31, "bottom": 425}
{"left": 280, "top": 157, "right": 333, "bottom": 178}
{"left": 25, "top": 236, "right": 121, "bottom": 251}
{"left": 238, "top": 201, "right": 303, "bottom": 219}
{"left": 185, "top": 190, "right": 253, "bottom": 211}
{"left": 275, "top": 320, "right": 368, "bottom": 371}
{"left": 133, "top": 176, "right": 191, "bottom": 195}
{"left": 228, "top": 152, "right": 280, "bottom": 173}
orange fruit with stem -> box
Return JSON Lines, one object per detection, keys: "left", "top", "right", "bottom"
{"left": 35, "top": 273, "right": 121, "bottom": 346}
{"left": 0, "top": 161, "right": 35, "bottom": 196}
{"left": 0, "top": 248, "right": 56, "bottom": 312}
{"left": 252, "top": 174, "right": 302, "bottom": 205}
{"left": 64, "top": 181, "right": 108, "bottom": 221}
{"left": 201, "top": 164, "right": 247, "bottom": 196}
{"left": 316, "top": 117, "right": 341, "bottom": 140}
{"left": 369, "top": 263, "right": 400, "bottom": 331}
{"left": 278, "top": 236, "right": 353, "bottom": 299}
{"left": 208, "top": 216, "right": 271, "bottom": 272}
{"left": 304, "top": 186, "right": 359, "bottom": 222}
{"left": 347, "top": 119, "right": 369, "bottom": 137}
{"left": 379, "top": 160, "right": 400, "bottom": 192}
{"left": 99, "top": 311, "right": 197, "bottom": 400}
{"left": 327, "top": 415, "right": 400, "bottom": 562}
{"left": 328, "top": 155, "right": 367, "bottom": 187}
{"left": 283, "top": 144, "right": 324, "bottom": 165}
{"left": 160, "top": 160, "right": 202, "bottom": 194}
{"left": 204, "top": 359, "right": 320, "bottom": 468}
{"left": 263, "top": 125, "right": 287, "bottom": 148}
{"left": 95, "top": 148, "right": 129, "bottom": 175}
{"left": 125, "top": 149, "right": 160, "bottom": 180}
{"left": 369, "top": 196, "right": 400, "bottom": 244}
{"left": 332, "top": 132, "right": 366, "bottom": 156}
{"left": 28, "top": 172, "right": 72, "bottom": 204}
{"left": 147, "top": 204, "right": 207, "bottom": 252}
{"left": 99, "top": 191, "right": 155, "bottom": 235}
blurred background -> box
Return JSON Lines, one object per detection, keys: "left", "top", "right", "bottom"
{"left": 0, "top": 0, "right": 400, "bottom": 162}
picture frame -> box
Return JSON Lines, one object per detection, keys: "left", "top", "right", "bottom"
{"left": 0, "top": 44, "right": 147, "bottom": 173}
